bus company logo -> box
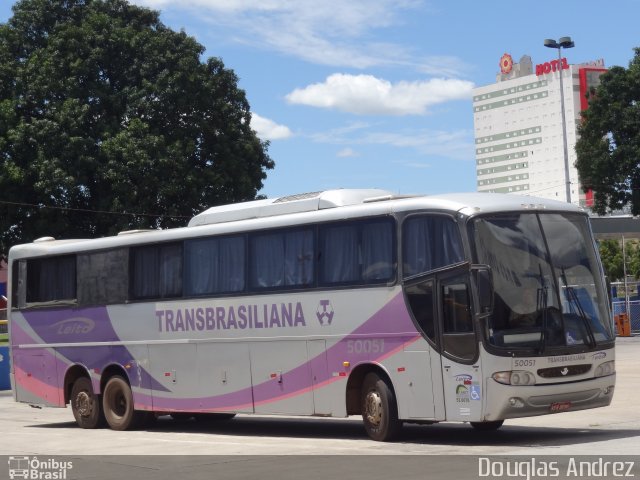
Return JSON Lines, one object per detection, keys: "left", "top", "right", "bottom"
{"left": 51, "top": 317, "right": 95, "bottom": 335}
{"left": 8, "top": 456, "right": 73, "bottom": 479}
{"left": 316, "top": 300, "right": 334, "bottom": 326}
{"left": 548, "top": 354, "right": 585, "bottom": 364}
{"left": 454, "top": 374, "right": 472, "bottom": 384}
{"left": 592, "top": 351, "right": 607, "bottom": 360}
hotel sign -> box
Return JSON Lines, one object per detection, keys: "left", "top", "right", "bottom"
{"left": 536, "top": 57, "right": 569, "bottom": 76}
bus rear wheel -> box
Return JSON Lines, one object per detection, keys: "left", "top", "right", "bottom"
{"left": 361, "top": 373, "right": 402, "bottom": 441}
{"left": 102, "top": 375, "right": 144, "bottom": 430}
{"left": 70, "top": 377, "right": 105, "bottom": 429}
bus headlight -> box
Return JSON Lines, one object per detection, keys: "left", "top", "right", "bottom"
{"left": 492, "top": 370, "right": 536, "bottom": 386}
{"left": 594, "top": 361, "right": 615, "bottom": 378}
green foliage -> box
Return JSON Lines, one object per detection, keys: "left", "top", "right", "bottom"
{"left": 598, "top": 239, "right": 624, "bottom": 281}
{"left": 598, "top": 238, "right": 640, "bottom": 281}
{"left": 575, "top": 48, "right": 640, "bottom": 215}
{"left": 0, "top": 0, "right": 273, "bottom": 255}
{"left": 627, "top": 241, "right": 640, "bottom": 279}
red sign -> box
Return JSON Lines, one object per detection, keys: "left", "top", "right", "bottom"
{"left": 500, "top": 53, "right": 513, "bottom": 74}
{"left": 536, "top": 57, "right": 569, "bottom": 76}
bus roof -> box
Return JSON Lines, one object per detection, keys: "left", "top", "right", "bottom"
{"left": 188, "top": 189, "right": 585, "bottom": 227}
{"left": 9, "top": 190, "right": 586, "bottom": 259}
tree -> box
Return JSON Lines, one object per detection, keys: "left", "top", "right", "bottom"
{"left": 0, "top": 0, "right": 274, "bottom": 256}
{"left": 575, "top": 48, "right": 640, "bottom": 215}
{"left": 598, "top": 239, "right": 624, "bottom": 281}
{"left": 627, "top": 240, "right": 640, "bottom": 279}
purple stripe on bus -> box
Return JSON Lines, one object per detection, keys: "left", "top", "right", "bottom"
{"left": 11, "top": 322, "right": 70, "bottom": 391}
{"left": 15, "top": 292, "right": 421, "bottom": 411}
{"left": 15, "top": 313, "right": 170, "bottom": 393}
{"left": 139, "top": 293, "right": 419, "bottom": 411}
{"left": 22, "top": 307, "right": 119, "bottom": 343}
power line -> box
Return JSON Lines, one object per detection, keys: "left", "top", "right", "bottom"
{"left": 526, "top": 183, "right": 568, "bottom": 195}
{"left": 0, "top": 199, "right": 190, "bottom": 219}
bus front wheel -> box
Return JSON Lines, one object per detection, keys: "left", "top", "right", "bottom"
{"left": 70, "top": 377, "right": 104, "bottom": 429}
{"left": 102, "top": 375, "right": 143, "bottom": 430}
{"left": 361, "top": 373, "right": 402, "bottom": 441}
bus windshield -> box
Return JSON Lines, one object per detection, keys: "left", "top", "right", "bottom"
{"left": 473, "top": 212, "right": 614, "bottom": 351}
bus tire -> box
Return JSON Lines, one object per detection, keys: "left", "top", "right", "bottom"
{"left": 102, "top": 375, "right": 143, "bottom": 430}
{"left": 361, "top": 372, "right": 402, "bottom": 441}
{"left": 70, "top": 377, "right": 105, "bottom": 429}
{"left": 470, "top": 420, "right": 504, "bottom": 431}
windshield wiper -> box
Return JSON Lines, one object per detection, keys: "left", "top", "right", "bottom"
{"left": 537, "top": 264, "right": 548, "bottom": 355}
{"left": 561, "top": 268, "right": 597, "bottom": 348}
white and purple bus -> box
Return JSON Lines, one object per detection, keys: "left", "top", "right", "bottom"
{"left": 7, "top": 190, "right": 616, "bottom": 441}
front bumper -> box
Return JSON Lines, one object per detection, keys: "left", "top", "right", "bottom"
{"left": 483, "top": 373, "right": 615, "bottom": 421}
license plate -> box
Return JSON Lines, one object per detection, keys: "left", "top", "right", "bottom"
{"left": 549, "top": 401, "right": 572, "bottom": 412}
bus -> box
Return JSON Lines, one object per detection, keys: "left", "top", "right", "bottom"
{"left": 7, "top": 189, "right": 616, "bottom": 441}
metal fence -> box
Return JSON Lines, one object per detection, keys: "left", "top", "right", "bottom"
{"left": 612, "top": 300, "right": 640, "bottom": 333}
{"left": 611, "top": 281, "right": 640, "bottom": 334}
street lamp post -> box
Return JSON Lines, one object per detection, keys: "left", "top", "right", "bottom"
{"left": 544, "top": 36, "right": 575, "bottom": 204}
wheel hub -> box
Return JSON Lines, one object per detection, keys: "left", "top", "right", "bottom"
{"left": 75, "top": 391, "right": 92, "bottom": 417}
{"left": 364, "top": 391, "right": 383, "bottom": 426}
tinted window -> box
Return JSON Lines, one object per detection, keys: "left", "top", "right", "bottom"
{"left": 443, "top": 281, "right": 473, "bottom": 333}
{"left": 405, "top": 279, "right": 436, "bottom": 342}
{"left": 185, "top": 236, "right": 245, "bottom": 295}
{"left": 441, "top": 275, "right": 476, "bottom": 361}
{"left": 11, "top": 261, "right": 19, "bottom": 308}
{"left": 78, "top": 249, "right": 128, "bottom": 305}
{"left": 26, "top": 255, "right": 76, "bottom": 303}
{"left": 319, "top": 218, "right": 394, "bottom": 286}
{"left": 403, "top": 216, "right": 464, "bottom": 278}
{"left": 131, "top": 243, "right": 182, "bottom": 299}
{"left": 250, "top": 229, "right": 313, "bottom": 289}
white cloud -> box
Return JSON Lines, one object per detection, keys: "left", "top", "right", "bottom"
{"left": 311, "top": 124, "right": 474, "bottom": 161}
{"left": 128, "top": 0, "right": 468, "bottom": 74}
{"left": 361, "top": 129, "right": 474, "bottom": 160}
{"left": 337, "top": 148, "right": 360, "bottom": 158}
{"left": 250, "top": 113, "right": 292, "bottom": 140}
{"left": 286, "top": 74, "right": 474, "bottom": 116}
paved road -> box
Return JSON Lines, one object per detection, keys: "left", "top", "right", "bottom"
{"left": 0, "top": 338, "right": 639, "bottom": 479}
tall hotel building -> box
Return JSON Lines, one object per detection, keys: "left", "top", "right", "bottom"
{"left": 473, "top": 54, "right": 606, "bottom": 205}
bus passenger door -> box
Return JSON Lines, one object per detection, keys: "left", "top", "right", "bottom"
{"left": 404, "top": 277, "right": 440, "bottom": 420}
{"left": 437, "top": 273, "right": 483, "bottom": 422}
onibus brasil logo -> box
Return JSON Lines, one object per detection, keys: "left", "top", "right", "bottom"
{"left": 8, "top": 456, "right": 73, "bottom": 480}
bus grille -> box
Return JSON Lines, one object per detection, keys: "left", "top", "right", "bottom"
{"left": 537, "top": 364, "right": 591, "bottom": 378}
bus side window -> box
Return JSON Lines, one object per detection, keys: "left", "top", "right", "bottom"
{"left": 185, "top": 236, "right": 246, "bottom": 295}
{"left": 131, "top": 243, "right": 183, "bottom": 300}
{"left": 403, "top": 215, "right": 463, "bottom": 278}
{"left": 78, "top": 249, "right": 128, "bottom": 306}
{"left": 26, "top": 255, "right": 77, "bottom": 304}
{"left": 319, "top": 218, "right": 395, "bottom": 286}
{"left": 250, "top": 229, "right": 314, "bottom": 289}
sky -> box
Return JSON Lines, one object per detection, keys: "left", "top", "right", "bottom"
{"left": 1, "top": 0, "right": 639, "bottom": 199}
